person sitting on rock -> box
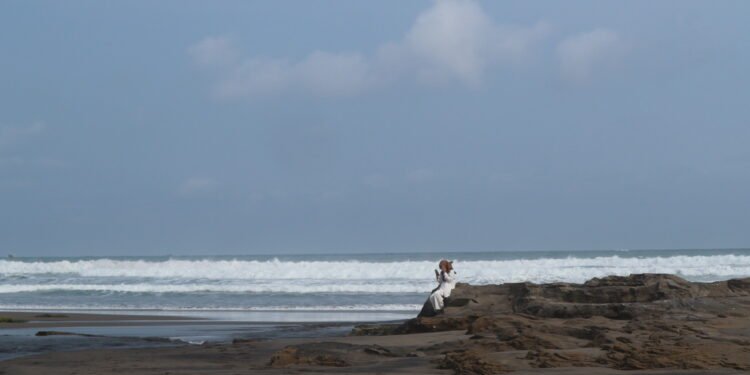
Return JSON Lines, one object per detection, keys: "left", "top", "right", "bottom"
{"left": 429, "top": 260, "right": 457, "bottom": 312}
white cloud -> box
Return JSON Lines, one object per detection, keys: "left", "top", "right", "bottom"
{"left": 397, "top": 0, "right": 549, "bottom": 86}
{"left": 189, "top": 0, "right": 550, "bottom": 97}
{"left": 178, "top": 177, "right": 220, "bottom": 196}
{"left": 557, "top": 29, "right": 625, "bottom": 83}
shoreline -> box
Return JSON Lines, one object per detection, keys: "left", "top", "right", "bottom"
{"left": 2, "top": 331, "right": 746, "bottom": 375}
{"left": 0, "top": 309, "right": 367, "bottom": 364}
{"left": 2, "top": 274, "right": 750, "bottom": 374}
{"left": 0, "top": 310, "right": 201, "bottom": 329}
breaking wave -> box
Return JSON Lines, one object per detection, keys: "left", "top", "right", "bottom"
{"left": 0, "top": 304, "right": 423, "bottom": 311}
{"left": 0, "top": 282, "right": 428, "bottom": 294}
{"left": 1, "top": 254, "right": 749, "bottom": 292}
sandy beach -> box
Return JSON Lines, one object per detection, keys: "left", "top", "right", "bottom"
{"left": 2, "top": 274, "right": 750, "bottom": 374}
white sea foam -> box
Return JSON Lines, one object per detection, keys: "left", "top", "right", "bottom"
{"left": 0, "top": 304, "right": 423, "bottom": 311}
{"left": 1, "top": 255, "right": 749, "bottom": 286}
{"left": 2, "top": 254, "right": 749, "bottom": 312}
{"left": 0, "top": 282, "right": 429, "bottom": 294}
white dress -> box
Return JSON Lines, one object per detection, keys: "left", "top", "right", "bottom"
{"left": 429, "top": 270, "right": 457, "bottom": 311}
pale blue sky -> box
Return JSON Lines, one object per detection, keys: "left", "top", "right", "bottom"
{"left": 1, "top": 1, "right": 749, "bottom": 256}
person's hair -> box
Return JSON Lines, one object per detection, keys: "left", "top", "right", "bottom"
{"left": 438, "top": 259, "right": 453, "bottom": 272}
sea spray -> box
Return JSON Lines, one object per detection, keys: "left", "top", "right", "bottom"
{"left": 1, "top": 249, "right": 749, "bottom": 312}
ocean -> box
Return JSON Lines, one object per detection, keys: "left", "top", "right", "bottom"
{"left": 2, "top": 248, "right": 750, "bottom": 321}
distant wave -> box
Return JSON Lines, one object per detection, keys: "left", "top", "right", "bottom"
{"left": 0, "top": 282, "right": 428, "bottom": 294}
{"left": 2, "top": 254, "right": 750, "bottom": 288}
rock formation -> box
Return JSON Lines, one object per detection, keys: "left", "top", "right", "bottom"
{"left": 356, "top": 274, "right": 750, "bottom": 373}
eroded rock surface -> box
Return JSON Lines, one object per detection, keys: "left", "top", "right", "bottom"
{"left": 357, "top": 274, "right": 750, "bottom": 373}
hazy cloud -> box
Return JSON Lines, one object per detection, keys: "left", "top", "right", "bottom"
{"left": 190, "top": 0, "right": 550, "bottom": 97}
{"left": 187, "top": 36, "right": 240, "bottom": 69}
{"left": 216, "top": 51, "right": 374, "bottom": 97}
{"left": 557, "top": 29, "right": 625, "bottom": 83}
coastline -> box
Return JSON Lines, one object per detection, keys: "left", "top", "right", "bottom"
{"left": 2, "top": 274, "right": 750, "bottom": 374}
{"left": 1, "top": 331, "right": 745, "bottom": 375}
{"left": 0, "top": 311, "right": 199, "bottom": 329}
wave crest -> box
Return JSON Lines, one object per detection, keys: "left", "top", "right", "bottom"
{"left": 1, "top": 254, "right": 749, "bottom": 286}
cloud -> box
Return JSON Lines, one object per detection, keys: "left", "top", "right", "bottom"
{"left": 178, "top": 177, "right": 220, "bottom": 196}
{"left": 189, "top": 0, "right": 550, "bottom": 97}
{"left": 0, "top": 122, "right": 45, "bottom": 148}
{"left": 187, "top": 36, "right": 240, "bottom": 69}
{"left": 217, "top": 51, "right": 374, "bottom": 97}
{"left": 392, "top": 0, "right": 549, "bottom": 86}
{"left": 557, "top": 29, "right": 625, "bottom": 83}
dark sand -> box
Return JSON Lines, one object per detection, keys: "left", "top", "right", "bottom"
{"left": 2, "top": 274, "right": 750, "bottom": 374}
{"left": 0, "top": 311, "right": 198, "bottom": 329}
{"left": 4, "top": 331, "right": 745, "bottom": 375}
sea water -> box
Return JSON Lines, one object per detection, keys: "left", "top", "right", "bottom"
{"left": 2, "top": 249, "right": 750, "bottom": 319}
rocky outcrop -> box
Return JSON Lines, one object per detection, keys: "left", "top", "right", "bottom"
{"left": 399, "top": 274, "right": 750, "bottom": 332}
{"left": 356, "top": 274, "right": 750, "bottom": 373}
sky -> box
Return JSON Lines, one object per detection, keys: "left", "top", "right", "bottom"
{"left": 1, "top": 0, "right": 749, "bottom": 256}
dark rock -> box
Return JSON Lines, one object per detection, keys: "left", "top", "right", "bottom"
{"left": 349, "top": 323, "right": 402, "bottom": 336}
{"left": 392, "top": 274, "right": 750, "bottom": 372}
{"left": 398, "top": 274, "right": 750, "bottom": 334}
{"left": 268, "top": 345, "right": 350, "bottom": 367}
{"left": 439, "top": 350, "right": 507, "bottom": 375}
{"left": 35, "top": 331, "right": 97, "bottom": 337}
{"left": 279, "top": 274, "right": 750, "bottom": 373}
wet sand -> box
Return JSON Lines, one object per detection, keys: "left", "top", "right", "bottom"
{"left": 1, "top": 330, "right": 746, "bottom": 375}
{"left": 0, "top": 311, "right": 199, "bottom": 329}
